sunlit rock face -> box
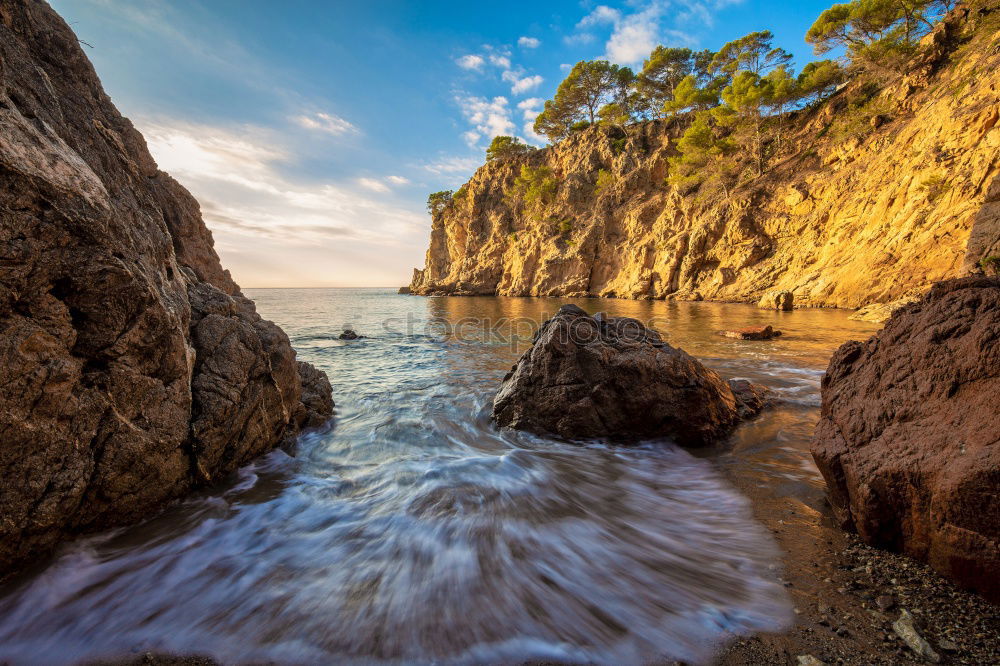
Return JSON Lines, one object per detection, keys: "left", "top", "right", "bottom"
{"left": 0, "top": 0, "right": 332, "bottom": 576}
{"left": 411, "top": 7, "right": 1000, "bottom": 310}
{"left": 812, "top": 276, "right": 1000, "bottom": 601}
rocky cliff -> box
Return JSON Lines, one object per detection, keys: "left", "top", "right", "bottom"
{"left": 411, "top": 5, "right": 1000, "bottom": 310}
{"left": 0, "top": 0, "right": 333, "bottom": 576}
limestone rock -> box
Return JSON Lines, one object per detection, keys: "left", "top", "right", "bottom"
{"left": 0, "top": 0, "right": 333, "bottom": 577}
{"left": 722, "top": 325, "right": 782, "bottom": 340}
{"left": 849, "top": 291, "right": 924, "bottom": 323}
{"left": 410, "top": 7, "right": 999, "bottom": 309}
{"left": 893, "top": 610, "right": 941, "bottom": 663}
{"left": 812, "top": 276, "right": 1000, "bottom": 601}
{"left": 758, "top": 291, "right": 794, "bottom": 311}
{"left": 491, "top": 305, "right": 767, "bottom": 444}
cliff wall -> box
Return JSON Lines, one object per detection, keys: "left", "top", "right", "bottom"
{"left": 411, "top": 6, "right": 1000, "bottom": 309}
{"left": 0, "top": 0, "right": 333, "bottom": 575}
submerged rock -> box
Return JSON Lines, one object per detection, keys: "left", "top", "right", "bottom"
{"left": 338, "top": 329, "right": 361, "bottom": 340}
{"left": 0, "top": 1, "right": 333, "bottom": 577}
{"left": 812, "top": 276, "right": 1000, "bottom": 601}
{"left": 758, "top": 290, "right": 794, "bottom": 311}
{"left": 492, "top": 305, "right": 768, "bottom": 444}
{"left": 722, "top": 325, "right": 782, "bottom": 340}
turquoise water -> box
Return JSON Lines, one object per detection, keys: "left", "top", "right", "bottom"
{"left": 0, "top": 289, "right": 879, "bottom": 665}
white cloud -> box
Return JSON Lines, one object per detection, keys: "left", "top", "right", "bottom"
{"left": 559, "top": 63, "right": 572, "bottom": 71}
{"left": 293, "top": 111, "right": 356, "bottom": 136}
{"left": 455, "top": 95, "right": 516, "bottom": 145}
{"left": 357, "top": 177, "right": 390, "bottom": 193}
{"left": 605, "top": 5, "right": 663, "bottom": 65}
{"left": 518, "top": 36, "right": 541, "bottom": 48}
{"left": 517, "top": 97, "right": 543, "bottom": 122}
{"left": 577, "top": 5, "right": 621, "bottom": 28}
{"left": 488, "top": 53, "right": 512, "bottom": 69}
{"left": 523, "top": 121, "right": 546, "bottom": 145}
{"left": 517, "top": 98, "right": 543, "bottom": 111}
{"left": 140, "top": 118, "right": 423, "bottom": 253}
{"left": 462, "top": 130, "right": 481, "bottom": 148}
{"left": 387, "top": 175, "right": 410, "bottom": 185}
{"left": 502, "top": 70, "right": 544, "bottom": 95}
{"left": 456, "top": 54, "right": 486, "bottom": 70}
{"left": 422, "top": 156, "right": 483, "bottom": 175}
{"left": 563, "top": 33, "right": 596, "bottom": 46}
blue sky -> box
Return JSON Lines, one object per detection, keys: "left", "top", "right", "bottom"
{"left": 50, "top": 0, "right": 837, "bottom": 287}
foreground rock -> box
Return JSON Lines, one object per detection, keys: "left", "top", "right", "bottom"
{"left": 492, "top": 305, "right": 768, "bottom": 444}
{"left": 722, "top": 325, "right": 782, "bottom": 340}
{"left": 812, "top": 276, "right": 1000, "bottom": 601}
{"left": 0, "top": 0, "right": 333, "bottom": 577}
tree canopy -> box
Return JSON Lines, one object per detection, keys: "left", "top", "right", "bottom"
{"left": 533, "top": 60, "right": 634, "bottom": 141}
{"left": 486, "top": 135, "right": 533, "bottom": 161}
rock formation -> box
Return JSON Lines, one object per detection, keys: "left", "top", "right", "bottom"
{"left": 722, "top": 325, "right": 782, "bottom": 340}
{"left": 410, "top": 6, "right": 999, "bottom": 309}
{"left": 811, "top": 276, "right": 1000, "bottom": 601}
{"left": 0, "top": 0, "right": 333, "bottom": 577}
{"left": 492, "top": 304, "right": 768, "bottom": 444}
{"left": 758, "top": 291, "right": 794, "bottom": 311}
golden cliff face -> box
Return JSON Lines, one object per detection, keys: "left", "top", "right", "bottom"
{"left": 411, "top": 8, "right": 1000, "bottom": 310}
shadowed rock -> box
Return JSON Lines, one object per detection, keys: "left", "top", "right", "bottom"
{"left": 722, "top": 325, "right": 782, "bottom": 340}
{"left": 492, "top": 305, "right": 769, "bottom": 444}
{"left": 758, "top": 291, "right": 794, "bottom": 311}
{"left": 0, "top": 0, "right": 333, "bottom": 577}
{"left": 812, "top": 276, "right": 1000, "bottom": 601}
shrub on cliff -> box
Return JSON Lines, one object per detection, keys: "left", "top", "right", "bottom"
{"left": 533, "top": 60, "right": 634, "bottom": 141}
{"left": 667, "top": 111, "right": 737, "bottom": 197}
{"left": 513, "top": 165, "right": 559, "bottom": 208}
{"left": 427, "top": 190, "right": 454, "bottom": 215}
{"left": 486, "top": 135, "right": 533, "bottom": 161}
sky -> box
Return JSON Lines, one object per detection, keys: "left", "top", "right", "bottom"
{"left": 50, "top": 0, "right": 838, "bottom": 287}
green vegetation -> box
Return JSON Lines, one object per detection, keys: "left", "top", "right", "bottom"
{"left": 486, "top": 135, "right": 534, "bottom": 161}
{"left": 666, "top": 112, "right": 737, "bottom": 198}
{"left": 806, "top": 0, "right": 956, "bottom": 74}
{"left": 980, "top": 255, "right": 1000, "bottom": 275}
{"left": 557, "top": 219, "right": 574, "bottom": 235}
{"left": 595, "top": 169, "right": 616, "bottom": 194}
{"left": 533, "top": 60, "right": 635, "bottom": 141}
{"left": 513, "top": 165, "right": 559, "bottom": 207}
{"left": 919, "top": 173, "right": 951, "bottom": 202}
{"left": 426, "top": 190, "right": 453, "bottom": 215}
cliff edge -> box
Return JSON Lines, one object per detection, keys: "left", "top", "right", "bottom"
{"left": 410, "top": 5, "right": 1000, "bottom": 309}
{"left": 0, "top": 0, "right": 333, "bottom": 576}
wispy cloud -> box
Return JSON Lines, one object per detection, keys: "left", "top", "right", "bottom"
{"left": 421, "top": 156, "right": 482, "bottom": 175}
{"left": 455, "top": 54, "right": 486, "bottom": 70}
{"left": 502, "top": 70, "right": 544, "bottom": 95}
{"left": 141, "top": 118, "right": 423, "bottom": 250}
{"left": 577, "top": 5, "right": 621, "bottom": 29}
{"left": 387, "top": 175, "right": 410, "bottom": 185}
{"left": 517, "top": 36, "right": 541, "bottom": 48}
{"left": 293, "top": 111, "right": 357, "bottom": 136}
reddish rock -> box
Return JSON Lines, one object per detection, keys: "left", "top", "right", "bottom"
{"left": 811, "top": 276, "right": 1000, "bottom": 601}
{"left": 492, "top": 305, "right": 768, "bottom": 444}
{"left": 0, "top": 0, "right": 332, "bottom": 577}
{"left": 722, "top": 325, "right": 782, "bottom": 340}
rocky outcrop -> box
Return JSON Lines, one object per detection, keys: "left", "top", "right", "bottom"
{"left": 411, "top": 5, "right": 999, "bottom": 308}
{"left": 492, "top": 304, "right": 768, "bottom": 444}
{"left": 758, "top": 291, "right": 794, "bottom": 311}
{"left": 0, "top": 0, "right": 333, "bottom": 576}
{"left": 811, "top": 276, "right": 1000, "bottom": 601}
{"left": 722, "top": 325, "right": 782, "bottom": 340}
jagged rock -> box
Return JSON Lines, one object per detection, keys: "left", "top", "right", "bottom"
{"left": 812, "top": 276, "right": 1000, "bottom": 601}
{"left": 796, "top": 656, "right": 826, "bottom": 666}
{"left": 893, "top": 610, "right": 941, "bottom": 663}
{"left": 849, "top": 291, "right": 924, "bottom": 323}
{"left": 722, "top": 325, "right": 782, "bottom": 340}
{"left": 491, "top": 305, "right": 768, "bottom": 444}
{"left": 338, "top": 329, "right": 362, "bottom": 340}
{"left": 408, "top": 7, "right": 998, "bottom": 309}
{"left": 0, "top": 0, "right": 333, "bottom": 577}
{"left": 758, "top": 290, "right": 794, "bottom": 311}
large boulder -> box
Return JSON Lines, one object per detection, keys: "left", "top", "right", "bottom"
{"left": 492, "top": 305, "right": 767, "bottom": 444}
{"left": 811, "top": 276, "right": 1000, "bottom": 601}
{"left": 0, "top": 0, "right": 333, "bottom": 576}
{"left": 758, "top": 290, "right": 794, "bottom": 311}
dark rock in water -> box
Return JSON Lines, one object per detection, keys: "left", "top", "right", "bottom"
{"left": 812, "top": 276, "right": 1000, "bottom": 602}
{"left": 492, "top": 304, "right": 769, "bottom": 444}
{"left": 0, "top": 1, "right": 333, "bottom": 578}
{"left": 338, "top": 329, "right": 362, "bottom": 340}
{"left": 728, "top": 379, "right": 773, "bottom": 420}
{"left": 397, "top": 286, "right": 411, "bottom": 294}
{"left": 722, "top": 325, "right": 782, "bottom": 340}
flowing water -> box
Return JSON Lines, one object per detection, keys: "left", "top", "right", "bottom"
{"left": 0, "top": 289, "right": 880, "bottom": 665}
